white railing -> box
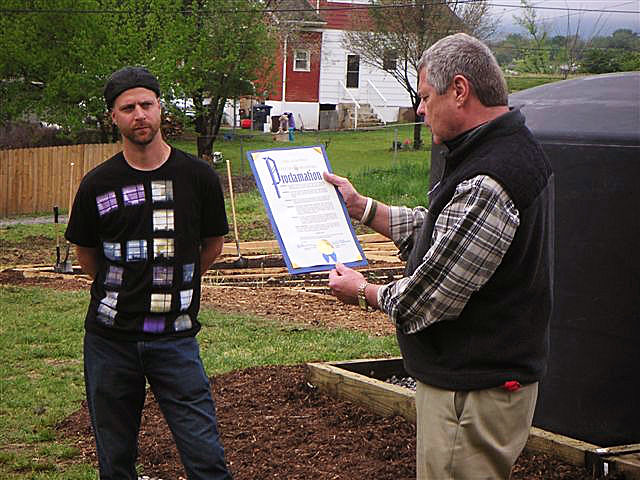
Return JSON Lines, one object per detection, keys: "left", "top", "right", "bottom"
{"left": 366, "top": 80, "right": 388, "bottom": 125}
{"left": 339, "top": 80, "right": 360, "bottom": 130}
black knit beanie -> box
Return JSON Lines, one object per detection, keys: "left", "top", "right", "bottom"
{"left": 104, "top": 66, "right": 161, "bottom": 109}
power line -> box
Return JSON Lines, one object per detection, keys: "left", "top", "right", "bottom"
{"left": 490, "top": 44, "right": 640, "bottom": 53}
{"left": 1, "top": 0, "right": 638, "bottom": 15}
{"left": 535, "top": 1, "right": 637, "bottom": 24}
{"left": 489, "top": 1, "right": 638, "bottom": 14}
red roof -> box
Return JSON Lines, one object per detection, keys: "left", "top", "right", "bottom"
{"left": 318, "top": 0, "right": 374, "bottom": 30}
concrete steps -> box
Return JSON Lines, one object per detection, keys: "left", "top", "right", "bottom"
{"left": 339, "top": 103, "right": 384, "bottom": 129}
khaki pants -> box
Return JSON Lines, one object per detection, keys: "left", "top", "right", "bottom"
{"left": 415, "top": 381, "right": 538, "bottom": 480}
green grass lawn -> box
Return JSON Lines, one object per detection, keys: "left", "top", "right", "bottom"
{"left": 506, "top": 74, "right": 565, "bottom": 93}
{"left": 223, "top": 154, "right": 431, "bottom": 242}
{"left": 170, "top": 123, "right": 430, "bottom": 178}
{"left": 0, "top": 285, "right": 399, "bottom": 479}
{"left": 170, "top": 73, "right": 565, "bottom": 178}
{"left": 0, "top": 223, "right": 60, "bottom": 243}
{"left": 169, "top": 125, "right": 432, "bottom": 243}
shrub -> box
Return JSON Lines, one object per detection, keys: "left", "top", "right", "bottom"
{"left": 0, "top": 122, "right": 72, "bottom": 150}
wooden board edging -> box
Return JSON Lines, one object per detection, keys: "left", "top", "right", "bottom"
{"left": 306, "top": 360, "right": 416, "bottom": 423}
{"left": 306, "top": 359, "right": 640, "bottom": 479}
{"left": 221, "top": 234, "right": 395, "bottom": 256}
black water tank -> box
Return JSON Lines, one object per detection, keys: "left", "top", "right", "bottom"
{"left": 430, "top": 73, "right": 640, "bottom": 447}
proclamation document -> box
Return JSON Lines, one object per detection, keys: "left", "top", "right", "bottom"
{"left": 248, "top": 145, "right": 367, "bottom": 274}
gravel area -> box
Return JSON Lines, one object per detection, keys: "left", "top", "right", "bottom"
{"left": 386, "top": 375, "right": 417, "bottom": 390}
{"left": 0, "top": 214, "right": 66, "bottom": 227}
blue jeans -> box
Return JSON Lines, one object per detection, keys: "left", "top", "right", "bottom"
{"left": 83, "top": 332, "right": 232, "bottom": 480}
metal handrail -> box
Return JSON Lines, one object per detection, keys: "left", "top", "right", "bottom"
{"left": 366, "top": 80, "right": 388, "bottom": 125}
{"left": 339, "top": 80, "right": 360, "bottom": 130}
{"left": 367, "top": 79, "right": 387, "bottom": 106}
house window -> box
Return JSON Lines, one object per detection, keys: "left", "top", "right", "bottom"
{"left": 346, "top": 54, "right": 360, "bottom": 88}
{"left": 293, "top": 50, "right": 310, "bottom": 72}
{"left": 383, "top": 50, "right": 397, "bottom": 71}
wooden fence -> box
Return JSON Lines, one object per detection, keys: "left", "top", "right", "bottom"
{"left": 0, "top": 143, "right": 122, "bottom": 217}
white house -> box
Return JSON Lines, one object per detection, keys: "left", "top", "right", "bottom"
{"left": 262, "top": 0, "right": 417, "bottom": 130}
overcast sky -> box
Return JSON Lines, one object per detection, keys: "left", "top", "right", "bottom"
{"left": 489, "top": 0, "right": 640, "bottom": 37}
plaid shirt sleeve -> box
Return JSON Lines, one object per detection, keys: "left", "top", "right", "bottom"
{"left": 387, "top": 205, "right": 429, "bottom": 261}
{"left": 377, "top": 175, "right": 520, "bottom": 334}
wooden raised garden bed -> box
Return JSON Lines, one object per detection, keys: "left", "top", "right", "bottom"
{"left": 306, "top": 358, "right": 640, "bottom": 479}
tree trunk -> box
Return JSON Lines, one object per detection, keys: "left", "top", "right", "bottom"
{"left": 196, "top": 96, "right": 229, "bottom": 159}
{"left": 212, "top": 97, "right": 227, "bottom": 139}
{"left": 193, "top": 91, "right": 213, "bottom": 159}
{"left": 410, "top": 75, "right": 424, "bottom": 150}
{"left": 413, "top": 121, "right": 423, "bottom": 150}
{"left": 412, "top": 99, "right": 423, "bottom": 150}
{"left": 197, "top": 135, "right": 214, "bottom": 159}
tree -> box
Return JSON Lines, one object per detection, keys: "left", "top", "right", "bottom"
{"left": 491, "top": 33, "right": 529, "bottom": 68}
{"left": 0, "top": 0, "right": 160, "bottom": 141}
{"left": 581, "top": 46, "right": 640, "bottom": 74}
{"left": 579, "top": 29, "right": 640, "bottom": 74}
{"left": 607, "top": 28, "right": 640, "bottom": 50}
{"left": 342, "top": 0, "right": 495, "bottom": 150}
{"left": 514, "top": 0, "right": 552, "bottom": 73}
{"left": 148, "top": 0, "right": 277, "bottom": 159}
{"left": 446, "top": 0, "right": 499, "bottom": 41}
{"left": 2, "top": 0, "right": 105, "bottom": 137}
{"left": 491, "top": 33, "right": 528, "bottom": 67}
{"left": 616, "top": 50, "right": 640, "bottom": 72}
{"left": 0, "top": 0, "right": 277, "bottom": 154}
{"left": 552, "top": 5, "right": 607, "bottom": 79}
{"left": 580, "top": 48, "right": 616, "bottom": 73}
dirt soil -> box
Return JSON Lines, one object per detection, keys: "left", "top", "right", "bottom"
{"left": 0, "top": 268, "right": 603, "bottom": 479}
{"left": 57, "top": 364, "right": 596, "bottom": 480}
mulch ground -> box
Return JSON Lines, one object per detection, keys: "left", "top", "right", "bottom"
{"left": 56, "top": 364, "right": 596, "bottom": 480}
{"left": 0, "top": 262, "right": 605, "bottom": 479}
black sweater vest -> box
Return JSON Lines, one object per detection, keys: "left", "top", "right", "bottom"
{"left": 398, "top": 109, "right": 555, "bottom": 390}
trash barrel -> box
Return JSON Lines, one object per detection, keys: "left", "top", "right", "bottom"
{"left": 252, "top": 104, "right": 272, "bottom": 131}
{"left": 429, "top": 73, "right": 640, "bottom": 447}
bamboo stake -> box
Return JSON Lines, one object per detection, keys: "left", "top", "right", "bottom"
{"left": 68, "top": 162, "right": 75, "bottom": 216}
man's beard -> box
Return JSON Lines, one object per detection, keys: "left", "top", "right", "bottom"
{"left": 123, "top": 124, "right": 159, "bottom": 145}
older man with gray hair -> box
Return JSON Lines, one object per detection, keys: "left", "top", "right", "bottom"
{"left": 325, "top": 33, "right": 554, "bottom": 479}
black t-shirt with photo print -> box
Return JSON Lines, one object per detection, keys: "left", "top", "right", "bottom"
{"left": 65, "top": 148, "right": 228, "bottom": 341}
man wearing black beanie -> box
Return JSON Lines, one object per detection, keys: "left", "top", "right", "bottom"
{"left": 65, "top": 66, "right": 233, "bottom": 479}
